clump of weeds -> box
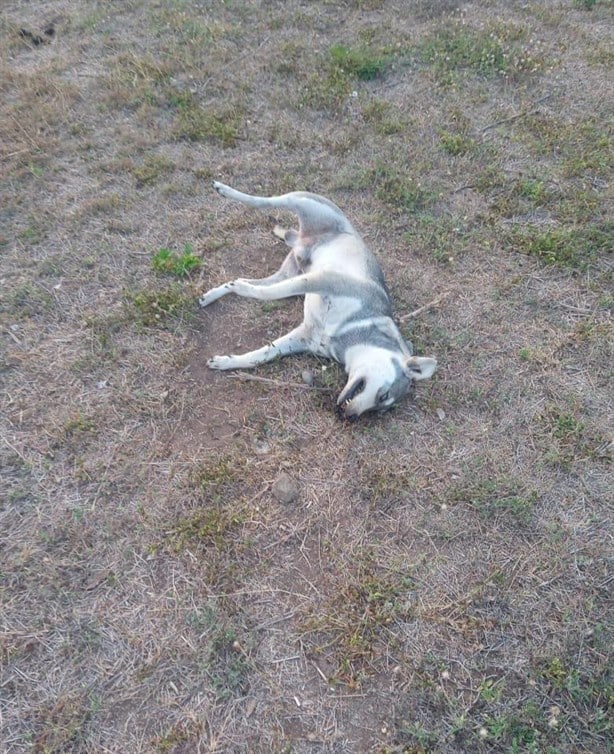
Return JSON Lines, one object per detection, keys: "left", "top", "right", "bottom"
{"left": 152, "top": 243, "right": 201, "bottom": 277}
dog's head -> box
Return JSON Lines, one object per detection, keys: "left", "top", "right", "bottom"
{"left": 336, "top": 352, "right": 436, "bottom": 421}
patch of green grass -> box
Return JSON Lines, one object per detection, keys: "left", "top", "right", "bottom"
{"left": 516, "top": 178, "right": 549, "bottom": 203}
{"left": 6, "top": 281, "right": 54, "bottom": 318}
{"left": 301, "top": 42, "right": 390, "bottom": 110}
{"left": 189, "top": 455, "right": 246, "bottom": 497}
{"left": 206, "top": 623, "right": 252, "bottom": 701}
{"left": 62, "top": 413, "right": 96, "bottom": 438}
{"left": 129, "top": 285, "right": 193, "bottom": 326}
{"left": 301, "top": 65, "right": 353, "bottom": 110}
{"left": 522, "top": 114, "right": 612, "bottom": 178}
{"left": 536, "top": 651, "right": 613, "bottom": 739}
{"left": 444, "top": 475, "right": 538, "bottom": 525}
{"left": 329, "top": 43, "right": 388, "bottom": 81}
{"left": 18, "top": 224, "right": 45, "bottom": 246}
{"left": 167, "top": 507, "right": 246, "bottom": 552}
{"left": 536, "top": 403, "right": 609, "bottom": 468}
{"left": 511, "top": 223, "right": 611, "bottom": 270}
{"left": 171, "top": 92, "right": 242, "bottom": 146}
{"left": 361, "top": 99, "right": 406, "bottom": 135}
{"left": 152, "top": 243, "right": 201, "bottom": 277}
{"left": 131, "top": 154, "right": 174, "bottom": 187}
{"left": 362, "top": 163, "right": 434, "bottom": 212}
{"left": 438, "top": 128, "right": 475, "bottom": 156}
{"left": 405, "top": 215, "right": 469, "bottom": 265}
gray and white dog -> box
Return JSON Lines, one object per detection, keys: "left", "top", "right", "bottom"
{"left": 199, "top": 181, "right": 436, "bottom": 420}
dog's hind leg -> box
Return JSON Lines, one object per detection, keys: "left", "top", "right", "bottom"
{"left": 213, "top": 181, "right": 353, "bottom": 236}
{"left": 208, "top": 325, "right": 310, "bottom": 370}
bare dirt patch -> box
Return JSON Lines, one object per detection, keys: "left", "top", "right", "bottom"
{"left": 1, "top": 1, "right": 612, "bottom": 752}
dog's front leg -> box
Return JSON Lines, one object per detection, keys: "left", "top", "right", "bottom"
{"left": 199, "top": 253, "right": 299, "bottom": 308}
{"left": 199, "top": 277, "right": 287, "bottom": 308}
{"left": 198, "top": 281, "right": 236, "bottom": 308}
{"left": 208, "top": 325, "right": 310, "bottom": 370}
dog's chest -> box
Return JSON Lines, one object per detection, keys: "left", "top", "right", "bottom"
{"left": 303, "top": 292, "right": 362, "bottom": 357}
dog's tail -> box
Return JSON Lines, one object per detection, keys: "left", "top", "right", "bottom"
{"left": 213, "top": 181, "right": 354, "bottom": 236}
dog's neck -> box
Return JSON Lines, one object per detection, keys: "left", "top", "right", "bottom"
{"left": 334, "top": 317, "right": 411, "bottom": 366}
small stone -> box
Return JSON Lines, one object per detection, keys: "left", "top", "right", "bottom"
{"left": 272, "top": 472, "right": 299, "bottom": 504}
{"left": 301, "top": 369, "right": 314, "bottom": 386}
{"left": 436, "top": 408, "right": 446, "bottom": 421}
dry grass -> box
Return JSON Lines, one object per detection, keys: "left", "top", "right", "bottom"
{"left": 1, "top": 1, "right": 612, "bottom": 752}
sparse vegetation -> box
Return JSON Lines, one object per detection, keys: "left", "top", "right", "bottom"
{"left": 1, "top": 1, "right": 612, "bottom": 751}
{"left": 511, "top": 223, "right": 611, "bottom": 269}
{"left": 171, "top": 93, "right": 243, "bottom": 146}
{"left": 364, "top": 163, "right": 434, "bottom": 212}
{"left": 129, "top": 284, "right": 194, "bottom": 325}
{"left": 418, "top": 19, "right": 549, "bottom": 83}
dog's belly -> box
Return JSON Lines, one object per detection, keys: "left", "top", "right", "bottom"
{"left": 303, "top": 293, "right": 361, "bottom": 357}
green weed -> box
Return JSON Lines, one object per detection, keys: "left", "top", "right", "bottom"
{"left": 152, "top": 243, "right": 201, "bottom": 277}
{"left": 62, "top": 413, "right": 96, "bottom": 437}
{"left": 438, "top": 129, "right": 475, "bottom": 156}
{"left": 167, "top": 507, "right": 246, "bottom": 552}
{"left": 329, "top": 43, "right": 387, "bottom": 81}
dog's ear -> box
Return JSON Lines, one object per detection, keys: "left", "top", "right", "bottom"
{"left": 405, "top": 356, "right": 437, "bottom": 381}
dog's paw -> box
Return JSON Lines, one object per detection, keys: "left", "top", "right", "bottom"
{"left": 212, "top": 181, "right": 231, "bottom": 198}
{"left": 198, "top": 292, "right": 214, "bottom": 308}
{"left": 207, "top": 355, "right": 236, "bottom": 370}
{"left": 199, "top": 283, "right": 230, "bottom": 308}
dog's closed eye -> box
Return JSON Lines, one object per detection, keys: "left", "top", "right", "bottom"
{"left": 378, "top": 391, "right": 390, "bottom": 403}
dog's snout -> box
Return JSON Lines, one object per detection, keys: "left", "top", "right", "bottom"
{"left": 336, "top": 404, "right": 360, "bottom": 422}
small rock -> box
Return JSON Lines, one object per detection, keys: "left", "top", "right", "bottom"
{"left": 436, "top": 408, "right": 446, "bottom": 421}
{"left": 301, "top": 369, "right": 314, "bottom": 386}
{"left": 254, "top": 440, "right": 270, "bottom": 455}
{"left": 272, "top": 472, "right": 299, "bottom": 504}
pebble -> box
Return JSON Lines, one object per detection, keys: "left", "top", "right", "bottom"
{"left": 272, "top": 472, "right": 299, "bottom": 504}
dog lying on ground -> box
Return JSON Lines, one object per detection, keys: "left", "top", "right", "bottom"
{"left": 198, "top": 181, "right": 436, "bottom": 420}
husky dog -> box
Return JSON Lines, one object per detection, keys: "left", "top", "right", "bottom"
{"left": 199, "top": 181, "right": 436, "bottom": 420}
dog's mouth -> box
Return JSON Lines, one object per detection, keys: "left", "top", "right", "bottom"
{"left": 336, "top": 378, "right": 365, "bottom": 418}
